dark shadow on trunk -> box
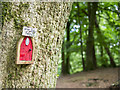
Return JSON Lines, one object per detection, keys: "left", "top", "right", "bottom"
{"left": 61, "top": 39, "right": 67, "bottom": 75}
{"left": 66, "top": 21, "right": 70, "bottom": 74}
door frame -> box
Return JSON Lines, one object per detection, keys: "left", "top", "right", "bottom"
{"left": 16, "top": 36, "right": 34, "bottom": 64}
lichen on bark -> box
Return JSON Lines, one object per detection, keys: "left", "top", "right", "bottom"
{"left": 0, "top": 1, "right": 72, "bottom": 88}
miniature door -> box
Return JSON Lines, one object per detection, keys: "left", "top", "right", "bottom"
{"left": 16, "top": 26, "right": 37, "bottom": 64}
{"left": 16, "top": 36, "right": 34, "bottom": 64}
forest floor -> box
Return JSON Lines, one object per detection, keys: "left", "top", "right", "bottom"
{"left": 56, "top": 67, "right": 119, "bottom": 88}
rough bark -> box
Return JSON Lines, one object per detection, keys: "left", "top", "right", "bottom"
{"left": 0, "top": 2, "right": 72, "bottom": 88}
{"left": 86, "top": 2, "right": 97, "bottom": 70}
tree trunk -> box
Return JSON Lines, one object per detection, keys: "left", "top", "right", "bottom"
{"left": 61, "top": 39, "right": 67, "bottom": 75}
{"left": 80, "top": 25, "right": 85, "bottom": 71}
{"left": 66, "top": 21, "right": 70, "bottom": 74}
{"left": 93, "top": 44, "right": 97, "bottom": 68}
{"left": 100, "top": 46, "right": 103, "bottom": 58}
{"left": 86, "top": 2, "right": 97, "bottom": 70}
{"left": 0, "top": 2, "right": 72, "bottom": 88}
{"left": 118, "top": 2, "right": 120, "bottom": 18}
{"left": 104, "top": 47, "right": 116, "bottom": 67}
{"left": 95, "top": 16, "right": 116, "bottom": 67}
{"left": 77, "top": 2, "right": 85, "bottom": 71}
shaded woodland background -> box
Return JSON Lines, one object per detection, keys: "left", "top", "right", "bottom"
{"left": 56, "top": 2, "right": 120, "bottom": 88}
{"left": 57, "top": 2, "right": 120, "bottom": 75}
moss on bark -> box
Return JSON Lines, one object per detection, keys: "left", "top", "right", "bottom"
{"left": 0, "top": 2, "right": 72, "bottom": 88}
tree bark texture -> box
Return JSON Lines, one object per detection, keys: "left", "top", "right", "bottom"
{"left": 0, "top": 2, "right": 72, "bottom": 88}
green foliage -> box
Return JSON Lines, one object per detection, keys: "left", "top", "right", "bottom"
{"left": 70, "top": 52, "right": 83, "bottom": 74}
{"left": 57, "top": 2, "right": 120, "bottom": 75}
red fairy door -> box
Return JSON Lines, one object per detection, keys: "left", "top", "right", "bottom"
{"left": 20, "top": 37, "right": 33, "bottom": 61}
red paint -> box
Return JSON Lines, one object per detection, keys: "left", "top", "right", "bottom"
{"left": 20, "top": 37, "right": 33, "bottom": 61}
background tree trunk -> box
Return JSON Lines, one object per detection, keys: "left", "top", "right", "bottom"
{"left": 66, "top": 21, "right": 71, "bottom": 74}
{"left": 0, "top": 2, "right": 72, "bottom": 88}
{"left": 100, "top": 46, "right": 103, "bottom": 58}
{"left": 76, "top": 2, "right": 85, "bottom": 71}
{"left": 95, "top": 16, "right": 116, "bottom": 67}
{"left": 61, "top": 39, "right": 67, "bottom": 75}
{"left": 86, "top": 2, "right": 97, "bottom": 70}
